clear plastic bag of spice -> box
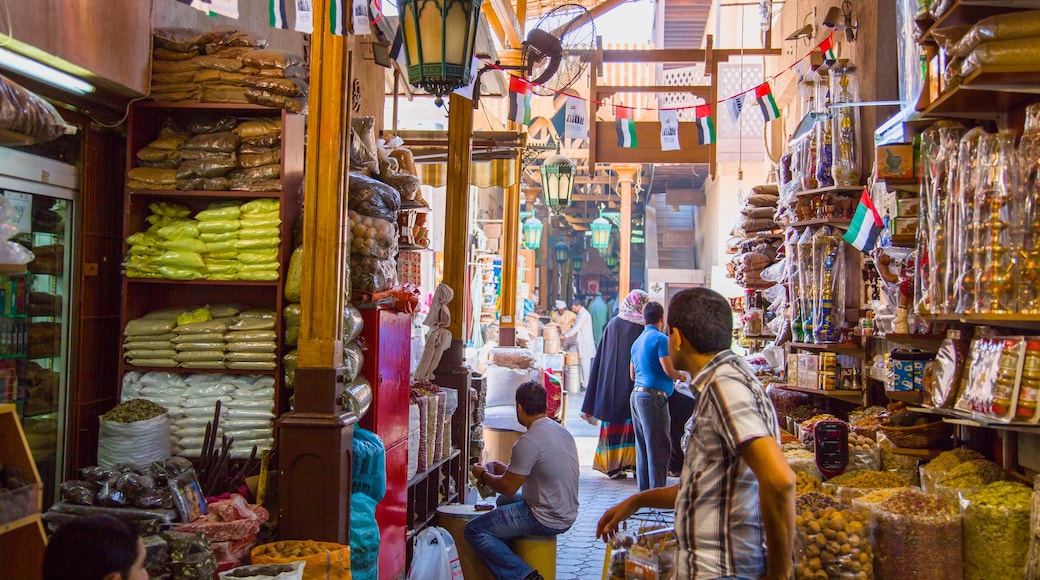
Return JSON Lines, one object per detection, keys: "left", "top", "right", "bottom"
{"left": 794, "top": 503, "right": 873, "bottom": 580}
{"left": 872, "top": 491, "right": 962, "bottom": 580}
{"left": 962, "top": 481, "right": 1032, "bottom": 580}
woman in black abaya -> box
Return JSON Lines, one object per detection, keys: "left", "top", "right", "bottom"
{"left": 581, "top": 289, "right": 649, "bottom": 478}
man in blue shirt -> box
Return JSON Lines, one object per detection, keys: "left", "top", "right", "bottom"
{"left": 629, "top": 301, "right": 681, "bottom": 490}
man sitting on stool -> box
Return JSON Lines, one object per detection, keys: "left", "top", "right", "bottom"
{"left": 467, "top": 381, "right": 580, "bottom": 580}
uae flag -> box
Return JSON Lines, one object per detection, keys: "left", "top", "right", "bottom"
{"left": 269, "top": 0, "right": 288, "bottom": 29}
{"left": 330, "top": 0, "right": 349, "bottom": 35}
{"left": 843, "top": 188, "right": 884, "bottom": 253}
{"left": 615, "top": 106, "right": 637, "bottom": 148}
{"left": 695, "top": 104, "right": 715, "bottom": 145}
{"left": 508, "top": 77, "right": 533, "bottom": 126}
{"left": 755, "top": 83, "right": 781, "bottom": 122}
{"left": 819, "top": 33, "right": 837, "bottom": 62}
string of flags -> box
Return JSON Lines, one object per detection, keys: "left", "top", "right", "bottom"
{"left": 497, "top": 31, "right": 840, "bottom": 151}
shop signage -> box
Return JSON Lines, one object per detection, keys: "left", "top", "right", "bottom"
{"left": 662, "top": 230, "right": 696, "bottom": 248}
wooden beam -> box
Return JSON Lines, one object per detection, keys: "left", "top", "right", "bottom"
{"left": 594, "top": 121, "right": 711, "bottom": 165}
{"left": 486, "top": 0, "right": 523, "bottom": 49}
{"left": 597, "top": 85, "right": 712, "bottom": 96}
{"left": 445, "top": 92, "right": 475, "bottom": 339}
{"left": 499, "top": 149, "right": 522, "bottom": 346}
{"left": 600, "top": 47, "right": 778, "bottom": 63}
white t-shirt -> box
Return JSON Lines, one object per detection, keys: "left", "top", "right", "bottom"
{"left": 508, "top": 417, "right": 580, "bottom": 529}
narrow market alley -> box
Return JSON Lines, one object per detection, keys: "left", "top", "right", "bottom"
{"left": 554, "top": 391, "right": 677, "bottom": 579}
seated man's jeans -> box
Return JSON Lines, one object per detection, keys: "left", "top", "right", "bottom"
{"left": 464, "top": 492, "right": 569, "bottom": 580}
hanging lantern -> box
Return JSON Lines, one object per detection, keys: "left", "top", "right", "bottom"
{"left": 605, "top": 252, "right": 620, "bottom": 274}
{"left": 573, "top": 251, "right": 584, "bottom": 273}
{"left": 399, "top": 0, "right": 484, "bottom": 106}
{"left": 554, "top": 240, "right": 569, "bottom": 264}
{"left": 590, "top": 215, "right": 612, "bottom": 251}
{"left": 541, "top": 151, "right": 575, "bottom": 214}
{"left": 522, "top": 216, "right": 543, "bottom": 249}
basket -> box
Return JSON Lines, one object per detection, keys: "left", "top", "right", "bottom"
{"left": 878, "top": 420, "right": 954, "bottom": 449}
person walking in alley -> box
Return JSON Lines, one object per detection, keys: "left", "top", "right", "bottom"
{"left": 562, "top": 298, "right": 595, "bottom": 390}
{"left": 467, "top": 381, "right": 580, "bottom": 580}
{"left": 581, "top": 289, "right": 650, "bottom": 478}
{"left": 598, "top": 288, "right": 795, "bottom": 580}
{"left": 628, "top": 301, "right": 681, "bottom": 490}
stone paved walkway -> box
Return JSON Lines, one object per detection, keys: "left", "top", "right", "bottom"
{"left": 553, "top": 390, "right": 676, "bottom": 580}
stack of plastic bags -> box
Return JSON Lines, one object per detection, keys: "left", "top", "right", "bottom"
{"left": 122, "top": 371, "right": 276, "bottom": 458}
{"left": 727, "top": 185, "right": 782, "bottom": 289}
{"left": 123, "top": 309, "right": 182, "bottom": 367}
{"left": 151, "top": 27, "right": 307, "bottom": 112}
{"left": 123, "top": 200, "right": 280, "bottom": 281}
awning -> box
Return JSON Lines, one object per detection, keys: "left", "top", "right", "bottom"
{"left": 419, "top": 157, "right": 518, "bottom": 189}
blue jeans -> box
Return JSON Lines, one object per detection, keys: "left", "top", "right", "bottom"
{"left": 631, "top": 389, "right": 671, "bottom": 491}
{"left": 464, "top": 493, "right": 569, "bottom": 580}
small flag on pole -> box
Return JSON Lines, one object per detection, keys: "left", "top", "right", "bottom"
{"left": 843, "top": 188, "right": 884, "bottom": 253}
{"left": 565, "top": 97, "right": 588, "bottom": 140}
{"left": 269, "top": 0, "right": 288, "bottom": 29}
{"left": 725, "top": 93, "right": 746, "bottom": 124}
{"left": 616, "top": 105, "right": 637, "bottom": 148}
{"left": 755, "top": 83, "right": 781, "bottom": 123}
{"left": 819, "top": 33, "right": 837, "bottom": 63}
{"left": 694, "top": 105, "right": 716, "bottom": 145}
{"left": 508, "top": 77, "right": 533, "bottom": 126}
{"left": 330, "top": 0, "right": 348, "bottom": 35}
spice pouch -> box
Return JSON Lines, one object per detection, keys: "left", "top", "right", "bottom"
{"left": 252, "top": 541, "right": 351, "bottom": 580}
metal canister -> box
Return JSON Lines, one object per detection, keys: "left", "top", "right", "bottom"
{"left": 343, "top": 376, "right": 373, "bottom": 419}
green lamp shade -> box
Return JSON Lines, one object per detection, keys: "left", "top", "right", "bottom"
{"left": 590, "top": 216, "right": 611, "bottom": 250}
{"left": 522, "top": 216, "right": 543, "bottom": 249}
{"left": 554, "top": 240, "right": 569, "bottom": 263}
{"left": 541, "top": 152, "right": 575, "bottom": 213}
{"left": 399, "top": 0, "right": 484, "bottom": 105}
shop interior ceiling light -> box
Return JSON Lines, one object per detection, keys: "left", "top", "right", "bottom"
{"left": 0, "top": 47, "right": 95, "bottom": 95}
{"left": 785, "top": 23, "right": 814, "bottom": 42}
{"left": 554, "top": 240, "right": 569, "bottom": 263}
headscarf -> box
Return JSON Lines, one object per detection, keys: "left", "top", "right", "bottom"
{"left": 617, "top": 289, "right": 649, "bottom": 324}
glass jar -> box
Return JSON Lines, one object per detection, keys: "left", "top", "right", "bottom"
{"left": 829, "top": 60, "right": 861, "bottom": 187}
{"left": 952, "top": 128, "right": 987, "bottom": 313}
{"left": 975, "top": 132, "right": 1018, "bottom": 313}
{"left": 1015, "top": 103, "right": 1040, "bottom": 314}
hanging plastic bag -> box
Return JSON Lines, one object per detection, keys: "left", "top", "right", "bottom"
{"left": 408, "top": 527, "right": 462, "bottom": 580}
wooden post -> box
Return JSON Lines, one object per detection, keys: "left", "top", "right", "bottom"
{"left": 499, "top": 150, "right": 522, "bottom": 347}
{"left": 277, "top": 0, "right": 356, "bottom": 544}
{"left": 612, "top": 163, "right": 641, "bottom": 298}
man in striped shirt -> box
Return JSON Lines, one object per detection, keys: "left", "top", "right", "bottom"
{"left": 597, "top": 288, "right": 795, "bottom": 580}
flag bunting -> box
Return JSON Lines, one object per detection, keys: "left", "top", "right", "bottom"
{"left": 269, "top": 0, "right": 288, "bottom": 29}
{"left": 694, "top": 105, "right": 715, "bottom": 145}
{"left": 615, "top": 105, "right": 637, "bottom": 148}
{"left": 755, "top": 82, "right": 781, "bottom": 122}
{"left": 508, "top": 76, "right": 533, "bottom": 126}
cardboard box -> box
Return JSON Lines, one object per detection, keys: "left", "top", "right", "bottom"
{"left": 876, "top": 143, "right": 915, "bottom": 180}
{"left": 894, "top": 217, "right": 919, "bottom": 236}
{"left": 896, "top": 197, "right": 921, "bottom": 217}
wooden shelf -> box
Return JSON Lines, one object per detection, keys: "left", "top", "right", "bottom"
{"left": 788, "top": 341, "right": 865, "bottom": 358}
{"left": 125, "top": 278, "right": 280, "bottom": 287}
{"left": 878, "top": 333, "right": 947, "bottom": 350}
{"left": 408, "top": 448, "right": 461, "bottom": 488}
{"left": 787, "top": 219, "right": 852, "bottom": 230}
{"left": 885, "top": 390, "right": 925, "bottom": 405}
{"left": 123, "top": 365, "right": 276, "bottom": 375}
{"left": 921, "top": 1, "right": 1040, "bottom": 44}
{"left": 0, "top": 513, "right": 41, "bottom": 536}
{"left": 922, "top": 65, "right": 1040, "bottom": 118}
{"left": 405, "top": 491, "right": 462, "bottom": 541}
{"left": 777, "top": 384, "right": 866, "bottom": 405}
{"left": 0, "top": 129, "right": 34, "bottom": 147}
{"left": 137, "top": 101, "right": 282, "bottom": 111}
{"left": 908, "top": 405, "right": 1040, "bottom": 433}
{"left": 890, "top": 234, "right": 917, "bottom": 247}
{"left": 742, "top": 334, "right": 777, "bottom": 340}
{"left": 398, "top": 244, "right": 432, "bottom": 252}
{"left": 920, "top": 312, "right": 1040, "bottom": 329}
{"left": 128, "top": 189, "right": 283, "bottom": 199}
{"left": 794, "top": 186, "right": 864, "bottom": 199}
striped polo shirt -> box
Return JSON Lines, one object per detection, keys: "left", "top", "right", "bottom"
{"left": 675, "top": 350, "right": 781, "bottom": 580}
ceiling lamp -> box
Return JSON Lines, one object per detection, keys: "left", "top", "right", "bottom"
{"left": 823, "top": 1, "right": 857, "bottom": 42}
{"left": 590, "top": 214, "right": 612, "bottom": 251}
{"left": 399, "top": 0, "right": 484, "bottom": 106}
{"left": 572, "top": 250, "right": 584, "bottom": 273}
{"left": 554, "top": 240, "right": 569, "bottom": 264}
{"left": 522, "top": 215, "right": 543, "bottom": 249}
{"left": 0, "top": 47, "right": 94, "bottom": 95}
{"left": 605, "top": 252, "right": 620, "bottom": 274}
{"left": 541, "top": 146, "right": 575, "bottom": 215}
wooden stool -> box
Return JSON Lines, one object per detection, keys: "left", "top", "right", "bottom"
{"left": 514, "top": 535, "right": 557, "bottom": 580}
{"left": 436, "top": 504, "right": 494, "bottom": 580}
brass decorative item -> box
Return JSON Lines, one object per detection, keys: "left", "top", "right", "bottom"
{"left": 830, "top": 60, "right": 860, "bottom": 187}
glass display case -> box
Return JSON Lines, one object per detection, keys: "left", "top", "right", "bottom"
{"left": 0, "top": 189, "right": 72, "bottom": 508}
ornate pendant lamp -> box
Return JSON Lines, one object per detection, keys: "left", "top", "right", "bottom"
{"left": 541, "top": 145, "right": 575, "bottom": 215}
{"left": 553, "top": 240, "right": 569, "bottom": 264}
{"left": 522, "top": 215, "right": 543, "bottom": 249}
{"left": 590, "top": 213, "right": 612, "bottom": 251}
{"left": 399, "top": 0, "right": 484, "bottom": 106}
